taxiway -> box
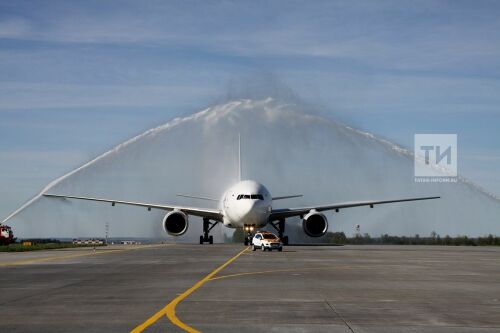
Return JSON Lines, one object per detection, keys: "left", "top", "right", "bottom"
{"left": 1, "top": 244, "right": 499, "bottom": 332}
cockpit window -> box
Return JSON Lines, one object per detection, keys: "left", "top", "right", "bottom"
{"left": 237, "top": 194, "right": 264, "bottom": 200}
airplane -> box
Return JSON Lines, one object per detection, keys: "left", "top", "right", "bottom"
{"left": 44, "top": 136, "right": 440, "bottom": 245}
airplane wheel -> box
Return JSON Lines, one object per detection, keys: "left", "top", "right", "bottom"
{"left": 252, "top": 244, "right": 256, "bottom": 251}
{"left": 209, "top": 235, "right": 213, "bottom": 244}
{"left": 199, "top": 236, "right": 203, "bottom": 244}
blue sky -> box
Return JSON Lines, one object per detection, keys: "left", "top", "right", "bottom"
{"left": 1, "top": 0, "right": 500, "bottom": 218}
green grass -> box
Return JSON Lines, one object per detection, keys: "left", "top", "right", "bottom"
{"left": 0, "top": 243, "right": 106, "bottom": 252}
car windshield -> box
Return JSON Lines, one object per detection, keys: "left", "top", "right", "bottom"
{"left": 263, "top": 234, "right": 277, "bottom": 239}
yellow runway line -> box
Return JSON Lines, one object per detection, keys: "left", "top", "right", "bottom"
{"left": 131, "top": 246, "right": 249, "bottom": 333}
{"left": 208, "top": 266, "right": 340, "bottom": 281}
{"left": 208, "top": 263, "right": 402, "bottom": 282}
{"left": 0, "top": 249, "right": 125, "bottom": 267}
{"left": 0, "top": 244, "right": 172, "bottom": 267}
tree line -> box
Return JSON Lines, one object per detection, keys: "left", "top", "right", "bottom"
{"left": 227, "top": 228, "right": 500, "bottom": 246}
{"left": 325, "top": 232, "right": 500, "bottom": 246}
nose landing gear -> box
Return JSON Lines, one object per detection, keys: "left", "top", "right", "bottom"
{"left": 243, "top": 224, "right": 255, "bottom": 246}
{"left": 200, "top": 218, "right": 219, "bottom": 244}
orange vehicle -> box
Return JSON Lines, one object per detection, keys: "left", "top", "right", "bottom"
{"left": 252, "top": 231, "right": 283, "bottom": 252}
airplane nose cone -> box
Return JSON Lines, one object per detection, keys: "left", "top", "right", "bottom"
{"left": 238, "top": 200, "right": 266, "bottom": 223}
{"left": 240, "top": 200, "right": 257, "bottom": 216}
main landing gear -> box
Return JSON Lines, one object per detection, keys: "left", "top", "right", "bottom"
{"left": 243, "top": 225, "right": 255, "bottom": 246}
{"left": 200, "top": 218, "right": 219, "bottom": 244}
{"left": 270, "top": 219, "right": 289, "bottom": 245}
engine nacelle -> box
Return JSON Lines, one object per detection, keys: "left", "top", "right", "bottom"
{"left": 163, "top": 210, "right": 188, "bottom": 236}
{"left": 302, "top": 210, "right": 328, "bottom": 237}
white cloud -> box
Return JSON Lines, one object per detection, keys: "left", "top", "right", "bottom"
{"left": 0, "top": 150, "right": 88, "bottom": 166}
{"left": 1, "top": 1, "right": 499, "bottom": 81}
{"left": 0, "top": 83, "right": 219, "bottom": 110}
{"left": 0, "top": 17, "right": 32, "bottom": 38}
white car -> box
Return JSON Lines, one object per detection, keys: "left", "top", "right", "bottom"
{"left": 252, "top": 232, "right": 283, "bottom": 252}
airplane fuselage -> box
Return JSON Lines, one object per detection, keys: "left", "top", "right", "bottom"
{"left": 220, "top": 180, "right": 272, "bottom": 228}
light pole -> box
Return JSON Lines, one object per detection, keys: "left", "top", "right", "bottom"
{"left": 105, "top": 221, "right": 109, "bottom": 245}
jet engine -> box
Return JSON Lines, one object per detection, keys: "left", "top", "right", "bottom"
{"left": 163, "top": 210, "right": 188, "bottom": 236}
{"left": 302, "top": 210, "right": 328, "bottom": 237}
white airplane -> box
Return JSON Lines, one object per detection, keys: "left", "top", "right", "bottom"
{"left": 44, "top": 137, "right": 439, "bottom": 245}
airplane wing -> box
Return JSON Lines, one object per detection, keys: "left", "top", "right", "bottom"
{"left": 43, "top": 194, "right": 223, "bottom": 221}
{"left": 269, "top": 196, "right": 440, "bottom": 221}
{"left": 272, "top": 195, "right": 303, "bottom": 200}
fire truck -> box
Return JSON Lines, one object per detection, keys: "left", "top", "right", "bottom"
{"left": 0, "top": 224, "right": 14, "bottom": 245}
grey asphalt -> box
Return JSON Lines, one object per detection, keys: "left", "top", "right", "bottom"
{"left": 1, "top": 244, "right": 499, "bottom": 332}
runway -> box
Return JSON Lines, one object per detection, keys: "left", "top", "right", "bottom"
{"left": 1, "top": 244, "right": 499, "bottom": 332}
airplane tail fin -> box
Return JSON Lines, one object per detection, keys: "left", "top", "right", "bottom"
{"left": 238, "top": 133, "right": 242, "bottom": 181}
